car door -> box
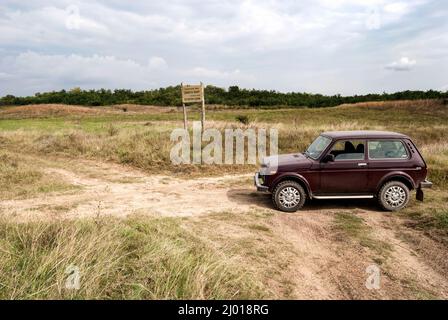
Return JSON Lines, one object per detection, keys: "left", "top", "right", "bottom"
{"left": 366, "top": 139, "right": 414, "bottom": 192}
{"left": 319, "top": 139, "right": 369, "bottom": 194}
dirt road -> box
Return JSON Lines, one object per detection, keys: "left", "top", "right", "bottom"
{"left": 1, "top": 159, "right": 447, "bottom": 299}
{"left": 0, "top": 159, "right": 270, "bottom": 219}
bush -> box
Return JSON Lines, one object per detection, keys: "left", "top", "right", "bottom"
{"left": 236, "top": 115, "right": 250, "bottom": 125}
{"left": 1, "top": 86, "right": 447, "bottom": 108}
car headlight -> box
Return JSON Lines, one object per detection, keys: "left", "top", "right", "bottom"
{"left": 260, "top": 166, "right": 277, "bottom": 175}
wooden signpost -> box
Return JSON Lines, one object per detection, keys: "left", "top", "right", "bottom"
{"left": 181, "top": 83, "right": 205, "bottom": 131}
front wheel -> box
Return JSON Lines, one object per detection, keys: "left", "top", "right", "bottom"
{"left": 272, "top": 181, "right": 306, "bottom": 212}
{"left": 378, "top": 181, "right": 410, "bottom": 211}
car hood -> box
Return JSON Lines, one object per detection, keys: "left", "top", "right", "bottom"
{"left": 262, "top": 153, "right": 313, "bottom": 172}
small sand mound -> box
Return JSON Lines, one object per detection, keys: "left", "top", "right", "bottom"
{"left": 0, "top": 104, "right": 179, "bottom": 118}
{"left": 108, "top": 104, "right": 177, "bottom": 113}
{"left": 0, "top": 104, "right": 104, "bottom": 118}
{"left": 338, "top": 99, "right": 443, "bottom": 110}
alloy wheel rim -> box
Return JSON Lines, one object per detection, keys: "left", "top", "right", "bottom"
{"left": 279, "top": 187, "right": 301, "bottom": 208}
{"left": 384, "top": 186, "right": 406, "bottom": 208}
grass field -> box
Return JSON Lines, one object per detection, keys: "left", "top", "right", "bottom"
{"left": 0, "top": 100, "right": 447, "bottom": 299}
{"left": 1, "top": 99, "right": 447, "bottom": 182}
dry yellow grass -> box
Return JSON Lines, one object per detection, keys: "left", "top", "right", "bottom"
{"left": 0, "top": 99, "right": 447, "bottom": 183}
{"left": 0, "top": 151, "right": 78, "bottom": 200}
{"left": 0, "top": 215, "right": 266, "bottom": 299}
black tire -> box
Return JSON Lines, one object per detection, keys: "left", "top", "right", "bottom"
{"left": 378, "top": 181, "right": 410, "bottom": 211}
{"left": 272, "top": 180, "right": 306, "bottom": 212}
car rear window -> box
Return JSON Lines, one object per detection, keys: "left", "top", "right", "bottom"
{"left": 368, "top": 140, "right": 408, "bottom": 159}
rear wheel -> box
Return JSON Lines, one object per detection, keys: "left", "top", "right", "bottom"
{"left": 272, "top": 181, "right": 306, "bottom": 212}
{"left": 378, "top": 181, "right": 410, "bottom": 211}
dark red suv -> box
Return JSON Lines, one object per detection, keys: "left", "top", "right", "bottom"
{"left": 254, "top": 131, "right": 432, "bottom": 212}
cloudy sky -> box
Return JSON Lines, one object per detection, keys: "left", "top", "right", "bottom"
{"left": 0, "top": 0, "right": 447, "bottom": 96}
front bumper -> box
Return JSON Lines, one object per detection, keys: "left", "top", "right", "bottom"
{"left": 254, "top": 172, "right": 269, "bottom": 192}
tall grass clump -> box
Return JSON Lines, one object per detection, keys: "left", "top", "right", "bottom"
{"left": 0, "top": 151, "right": 75, "bottom": 200}
{"left": 0, "top": 216, "right": 266, "bottom": 299}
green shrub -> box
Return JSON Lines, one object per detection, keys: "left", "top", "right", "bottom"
{"left": 236, "top": 115, "right": 250, "bottom": 125}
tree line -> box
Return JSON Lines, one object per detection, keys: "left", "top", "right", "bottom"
{"left": 1, "top": 85, "right": 447, "bottom": 108}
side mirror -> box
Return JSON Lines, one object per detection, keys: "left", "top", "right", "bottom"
{"left": 322, "top": 154, "right": 335, "bottom": 163}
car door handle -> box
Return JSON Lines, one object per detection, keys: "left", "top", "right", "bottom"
{"left": 358, "top": 163, "right": 367, "bottom": 167}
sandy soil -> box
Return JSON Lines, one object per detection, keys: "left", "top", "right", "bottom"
{"left": 0, "top": 159, "right": 262, "bottom": 220}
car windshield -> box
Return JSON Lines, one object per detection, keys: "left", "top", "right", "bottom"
{"left": 305, "top": 135, "right": 332, "bottom": 159}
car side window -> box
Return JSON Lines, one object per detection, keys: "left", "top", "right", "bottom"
{"left": 329, "top": 140, "right": 365, "bottom": 161}
{"left": 368, "top": 140, "right": 408, "bottom": 159}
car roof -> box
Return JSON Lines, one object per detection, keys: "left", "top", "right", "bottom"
{"left": 321, "top": 130, "right": 410, "bottom": 139}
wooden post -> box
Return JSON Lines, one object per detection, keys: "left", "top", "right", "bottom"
{"left": 201, "top": 82, "right": 205, "bottom": 133}
{"left": 181, "top": 83, "right": 187, "bottom": 129}
{"left": 182, "top": 102, "right": 187, "bottom": 129}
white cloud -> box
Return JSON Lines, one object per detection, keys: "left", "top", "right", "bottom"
{"left": 148, "top": 56, "right": 167, "bottom": 70}
{"left": 365, "top": 7, "right": 382, "bottom": 30}
{"left": 0, "top": 0, "right": 446, "bottom": 95}
{"left": 0, "top": 0, "right": 426, "bottom": 53}
{"left": 187, "top": 67, "right": 240, "bottom": 79}
{"left": 0, "top": 5, "right": 109, "bottom": 45}
{"left": 0, "top": 52, "right": 160, "bottom": 95}
{"left": 384, "top": 2, "right": 410, "bottom": 14}
{"left": 0, "top": 51, "right": 254, "bottom": 95}
{"left": 0, "top": 72, "right": 12, "bottom": 80}
{"left": 385, "top": 57, "right": 417, "bottom": 71}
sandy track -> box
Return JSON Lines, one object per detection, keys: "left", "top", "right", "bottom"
{"left": 271, "top": 211, "right": 448, "bottom": 299}
{"left": 0, "top": 159, "right": 269, "bottom": 220}
{"left": 1, "top": 159, "right": 447, "bottom": 299}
